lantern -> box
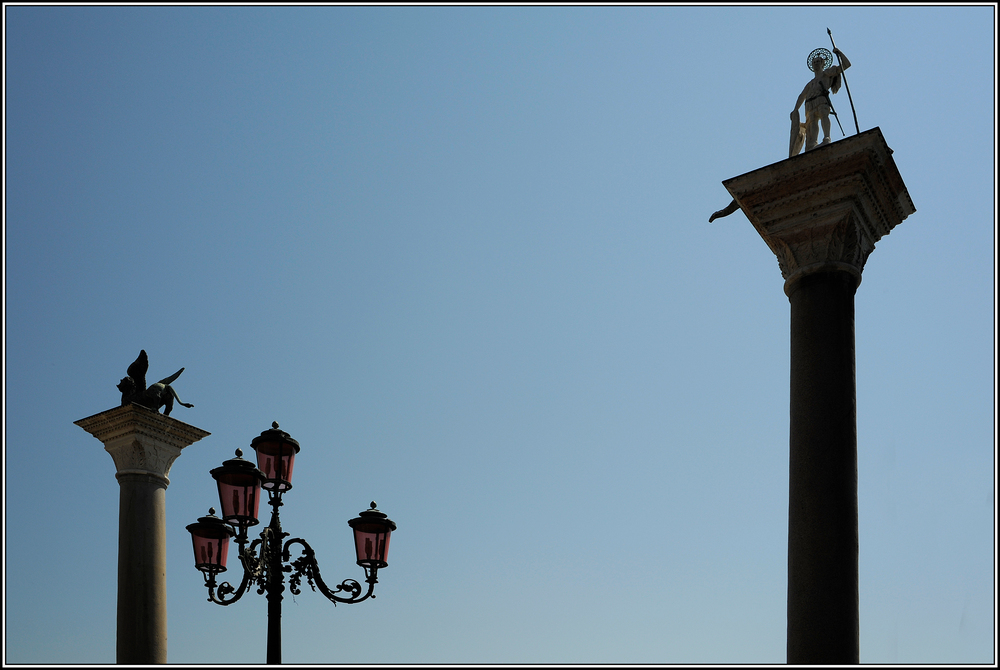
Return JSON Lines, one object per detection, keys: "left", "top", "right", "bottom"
{"left": 211, "top": 449, "right": 266, "bottom": 530}
{"left": 348, "top": 502, "right": 397, "bottom": 569}
{"left": 186, "top": 508, "right": 236, "bottom": 573}
{"left": 250, "top": 422, "right": 300, "bottom": 492}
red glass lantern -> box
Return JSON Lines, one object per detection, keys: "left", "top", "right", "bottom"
{"left": 348, "top": 502, "right": 397, "bottom": 569}
{"left": 211, "top": 449, "right": 266, "bottom": 530}
{"left": 250, "top": 422, "right": 300, "bottom": 492}
{"left": 186, "top": 508, "right": 236, "bottom": 573}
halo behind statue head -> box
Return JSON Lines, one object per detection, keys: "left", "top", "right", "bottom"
{"left": 807, "top": 48, "right": 833, "bottom": 72}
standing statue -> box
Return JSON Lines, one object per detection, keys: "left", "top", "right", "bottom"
{"left": 117, "top": 349, "right": 194, "bottom": 416}
{"left": 709, "top": 41, "right": 855, "bottom": 223}
{"left": 790, "top": 47, "right": 851, "bottom": 154}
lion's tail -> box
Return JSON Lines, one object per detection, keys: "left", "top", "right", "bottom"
{"left": 167, "top": 383, "right": 194, "bottom": 409}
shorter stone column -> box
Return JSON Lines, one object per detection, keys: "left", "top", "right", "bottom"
{"left": 76, "top": 404, "right": 209, "bottom": 664}
{"left": 722, "top": 128, "right": 915, "bottom": 664}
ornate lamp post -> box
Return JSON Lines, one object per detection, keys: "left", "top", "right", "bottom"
{"left": 186, "top": 423, "right": 397, "bottom": 664}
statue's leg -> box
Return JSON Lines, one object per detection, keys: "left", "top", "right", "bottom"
{"left": 821, "top": 116, "right": 832, "bottom": 144}
{"left": 163, "top": 394, "right": 174, "bottom": 416}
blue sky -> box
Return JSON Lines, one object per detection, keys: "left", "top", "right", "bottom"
{"left": 3, "top": 4, "right": 995, "bottom": 665}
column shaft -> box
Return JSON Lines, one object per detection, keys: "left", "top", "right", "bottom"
{"left": 116, "top": 473, "right": 168, "bottom": 664}
{"left": 786, "top": 270, "right": 859, "bottom": 664}
{"left": 721, "top": 128, "right": 914, "bottom": 663}
{"left": 76, "top": 404, "right": 210, "bottom": 665}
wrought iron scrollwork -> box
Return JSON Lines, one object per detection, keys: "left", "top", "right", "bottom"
{"left": 203, "top": 567, "right": 251, "bottom": 605}
{"left": 199, "top": 522, "right": 377, "bottom": 607}
{"left": 203, "top": 535, "right": 266, "bottom": 605}
{"left": 283, "top": 537, "right": 376, "bottom": 605}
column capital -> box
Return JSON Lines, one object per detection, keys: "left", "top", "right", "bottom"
{"left": 722, "top": 127, "right": 915, "bottom": 295}
{"left": 76, "top": 404, "right": 210, "bottom": 486}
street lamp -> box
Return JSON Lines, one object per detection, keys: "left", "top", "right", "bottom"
{"left": 186, "top": 422, "right": 397, "bottom": 664}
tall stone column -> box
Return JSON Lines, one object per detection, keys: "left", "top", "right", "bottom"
{"left": 76, "top": 404, "right": 210, "bottom": 664}
{"left": 722, "top": 128, "right": 915, "bottom": 664}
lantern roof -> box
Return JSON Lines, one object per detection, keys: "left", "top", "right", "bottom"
{"left": 348, "top": 502, "right": 397, "bottom": 532}
{"left": 210, "top": 448, "right": 266, "bottom": 482}
{"left": 186, "top": 508, "right": 236, "bottom": 539}
{"left": 250, "top": 422, "right": 300, "bottom": 454}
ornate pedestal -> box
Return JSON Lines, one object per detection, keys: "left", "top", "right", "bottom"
{"left": 76, "top": 404, "right": 210, "bottom": 664}
{"left": 723, "top": 128, "right": 915, "bottom": 664}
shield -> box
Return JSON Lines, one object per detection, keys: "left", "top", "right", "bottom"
{"left": 789, "top": 110, "right": 806, "bottom": 157}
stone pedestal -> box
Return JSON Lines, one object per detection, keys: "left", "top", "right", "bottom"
{"left": 76, "top": 404, "right": 210, "bottom": 664}
{"left": 722, "top": 128, "right": 914, "bottom": 664}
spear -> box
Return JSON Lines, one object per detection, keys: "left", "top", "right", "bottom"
{"left": 828, "top": 28, "right": 859, "bottom": 135}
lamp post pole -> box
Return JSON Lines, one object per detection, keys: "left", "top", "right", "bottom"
{"left": 187, "top": 423, "right": 396, "bottom": 665}
{"left": 265, "top": 496, "right": 285, "bottom": 665}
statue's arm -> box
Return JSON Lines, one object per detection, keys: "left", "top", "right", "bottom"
{"left": 791, "top": 87, "right": 808, "bottom": 116}
{"left": 833, "top": 48, "right": 850, "bottom": 71}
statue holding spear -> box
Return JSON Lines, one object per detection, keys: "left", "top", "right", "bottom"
{"left": 709, "top": 32, "right": 859, "bottom": 222}
{"left": 790, "top": 42, "right": 852, "bottom": 154}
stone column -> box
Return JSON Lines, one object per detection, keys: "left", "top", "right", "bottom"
{"left": 76, "top": 404, "right": 210, "bottom": 664}
{"left": 721, "top": 128, "right": 915, "bottom": 664}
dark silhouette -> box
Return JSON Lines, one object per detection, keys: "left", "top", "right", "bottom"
{"left": 709, "top": 199, "right": 741, "bottom": 223}
{"left": 117, "top": 349, "right": 193, "bottom": 416}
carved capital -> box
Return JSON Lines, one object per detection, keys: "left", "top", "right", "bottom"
{"left": 75, "top": 404, "right": 210, "bottom": 486}
{"left": 722, "top": 127, "right": 915, "bottom": 294}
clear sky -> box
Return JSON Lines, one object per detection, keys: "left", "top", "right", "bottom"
{"left": 3, "top": 4, "right": 995, "bottom": 665}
